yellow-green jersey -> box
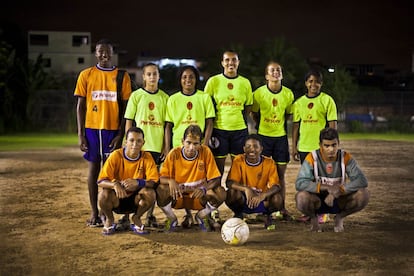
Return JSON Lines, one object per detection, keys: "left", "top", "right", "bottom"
{"left": 165, "top": 90, "right": 215, "bottom": 148}
{"left": 124, "top": 88, "right": 169, "bottom": 153}
{"left": 204, "top": 74, "right": 253, "bottom": 130}
{"left": 293, "top": 92, "right": 337, "bottom": 152}
{"left": 252, "top": 85, "right": 294, "bottom": 137}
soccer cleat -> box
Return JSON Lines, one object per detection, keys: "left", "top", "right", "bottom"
{"left": 181, "top": 214, "right": 194, "bottom": 229}
{"left": 164, "top": 218, "right": 178, "bottom": 232}
{"left": 195, "top": 213, "right": 210, "bottom": 232}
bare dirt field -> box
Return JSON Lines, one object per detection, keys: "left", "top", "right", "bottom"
{"left": 1, "top": 139, "right": 413, "bottom": 275}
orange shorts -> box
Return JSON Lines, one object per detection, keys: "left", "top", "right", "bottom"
{"left": 172, "top": 193, "right": 203, "bottom": 210}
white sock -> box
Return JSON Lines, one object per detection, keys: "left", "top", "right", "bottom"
{"left": 197, "top": 202, "right": 216, "bottom": 218}
{"left": 160, "top": 202, "right": 177, "bottom": 221}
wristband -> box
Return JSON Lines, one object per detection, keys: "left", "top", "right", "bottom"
{"left": 136, "top": 179, "right": 146, "bottom": 188}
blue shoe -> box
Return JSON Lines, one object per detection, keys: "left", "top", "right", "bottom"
{"left": 130, "top": 224, "right": 149, "bottom": 235}
{"left": 195, "top": 213, "right": 210, "bottom": 232}
{"left": 164, "top": 218, "right": 178, "bottom": 232}
{"left": 102, "top": 224, "right": 116, "bottom": 235}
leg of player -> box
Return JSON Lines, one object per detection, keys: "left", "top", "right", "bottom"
{"left": 98, "top": 189, "right": 117, "bottom": 235}
{"left": 334, "top": 188, "right": 370, "bottom": 232}
{"left": 86, "top": 161, "right": 103, "bottom": 227}
{"left": 131, "top": 189, "right": 156, "bottom": 234}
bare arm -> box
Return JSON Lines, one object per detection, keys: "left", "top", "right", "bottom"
{"left": 203, "top": 118, "right": 214, "bottom": 146}
{"left": 76, "top": 97, "right": 88, "bottom": 152}
{"left": 292, "top": 122, "right": 300, "bottom": 161}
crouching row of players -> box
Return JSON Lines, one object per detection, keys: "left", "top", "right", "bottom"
{"left": 98, "top": 124, "right": 369, "bottom": 235}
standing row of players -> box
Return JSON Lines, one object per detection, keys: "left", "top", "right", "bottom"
{"left": 74, "top": 39, "right": 369, "bottom": 234}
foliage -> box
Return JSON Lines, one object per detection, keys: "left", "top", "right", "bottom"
{"left": 322, "top": 66, "right": 358, "bottom": 113}
{"left": 202, "top": 37, "right": 309, "bottom": 97}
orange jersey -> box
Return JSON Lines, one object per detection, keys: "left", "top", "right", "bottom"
{"left": 98, "top": 148, "right": 159, "bottom": 183}
{"left": 74, "top": 66, "right": 131, "bottom": 130}
{"left": 228, "top": 154, "right": 279, "bottom": 192}
{"left": 160, "top": 145, "right": 221, "bottom": 188}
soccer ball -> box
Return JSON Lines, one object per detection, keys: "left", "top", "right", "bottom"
{"left": 221, "top": 218, "right": 249, "bottom": 245}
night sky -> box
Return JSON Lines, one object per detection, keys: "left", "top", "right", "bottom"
{"left": 3, "top": 0, "right": 414, "bottom": 71}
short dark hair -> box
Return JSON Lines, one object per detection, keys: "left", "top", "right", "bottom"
{"left": 95, "top": 38, "right": 113, "bottom": 47}
{"left": 319, "top": 127, "right": 339, "bottom": 143}
{"left": 304, "top": 69, "right": 323, "bottom": 83}
{"left": 183, "top": 124, "right": 202, "bottom": 141}
{"left": 245, "top": 133, "right": 263, "bottom": 146}
{"left": 177, "top": 65, "right": 200, "bottom": 90}
{"left": 126, "top": 127, "right": 145, "bottom": 139}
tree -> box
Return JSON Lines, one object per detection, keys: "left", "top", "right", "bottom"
{"left": 322, "top": 66, "right": 358, "bottom": 114}
{"left": 202, "top": 37, "right": 309, "bottom": 97}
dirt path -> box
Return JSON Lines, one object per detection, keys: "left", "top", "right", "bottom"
{"left": 1, "top": 140, "right": 413, "bottom": 275}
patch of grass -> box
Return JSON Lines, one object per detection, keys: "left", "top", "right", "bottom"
{"left": 0, "top": 133, "right": 78, "bottom": 151}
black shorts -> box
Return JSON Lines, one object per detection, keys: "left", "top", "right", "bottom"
{"left": 209, "top": 128, "right": 248, "bottom": 158}
{"left": 113, "top": 191, "right": 139, "bottom": 214}
{"left": 259, "top": 134, "right": 290, "bottom": 164}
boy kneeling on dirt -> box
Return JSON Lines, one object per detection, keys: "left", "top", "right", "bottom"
{"left": 97, "top": 127, "right": 159, "bottom": 235}
{"left": 295, "top": 127, "right": 370, "bottom": 232}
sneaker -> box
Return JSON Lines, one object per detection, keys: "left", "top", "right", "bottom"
{"left": 181, "top": 214, "right": 194, "bottom": 229}
{"left": 115, "top": 215, "right": 130, "bottom": 231}
{"left": 318, "top": 214, "right": 329, "bottom": 224}
{"left": 146, "top": 215, "right": 158, "bottom": 228}
{"left": 164, "top": 218, "right": 178, "bottom": 232}
{"left": 195, "top": 213, "right": 210, "bottom": 232}
{"left": 102, "top": 224, "right": 116, "bottom": 235}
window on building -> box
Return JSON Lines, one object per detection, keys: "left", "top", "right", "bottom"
{"left": 78, "top": 57, "right": 85, "bottom": 64}
{"left": 72, "top": 35, "right": 89, "bottom": 47}
{"left": 29, "top": 34, "right": 49, "bottom": 46}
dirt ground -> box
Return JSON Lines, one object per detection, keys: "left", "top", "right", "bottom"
{"left": 1, "top": 139, "right": 413, "bottom": 275}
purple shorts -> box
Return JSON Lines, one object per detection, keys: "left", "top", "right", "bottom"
{"left": 83, "top": 129, "right": 119, "bottom": 163}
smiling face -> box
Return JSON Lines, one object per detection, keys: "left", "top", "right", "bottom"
{"left": 305, "top": 74, "right": 322, "bottom": 96}
{"left": 222, "top": 51, "right": 239, "bottom": 77}
{"left": 95, "top": 43, "right": 113, "bottom": 68}
{"left": 265, "top": 62, "right": 283, "bottom": 83}
{"left": 181, "top": 68, "right": 196, "bottom": 94}
{"left": 243, "top": 138, "right": 263, "bottom": 164}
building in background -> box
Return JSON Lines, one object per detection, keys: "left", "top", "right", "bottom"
{"left": 27, "top": 30, "right": 118, "bottom": 75}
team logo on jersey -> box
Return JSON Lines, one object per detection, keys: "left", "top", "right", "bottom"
{"left": 227, "top": 83, "right": 234, "bottom": 90}
{"left": 307, "top": 102, "right": 314, "bottom": 109}
{"left": 149, "top": 102, "right": 155, "bottom": 110}
{"left": 148, "top": 114, "right": 155, "bottom": 121}
{"left": 326, "top": 163, "right": 333, "bottom": 174}
{"left": 187, "top": 101, "right": 193, "bottom": 110}
{"left": 187, "top": 114, "right": 192, "bottom": 121}
{"left": 272, "top": 98, "right": 278, "bottom": 107}
{"left": 306, "top": 114, "right": 313, "bottom": 120}
{"left": 198, "top": 161, "right": 205, "bottom": 171}
{"left": 228, "top": 95, "right": 235, "bottom": 101}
